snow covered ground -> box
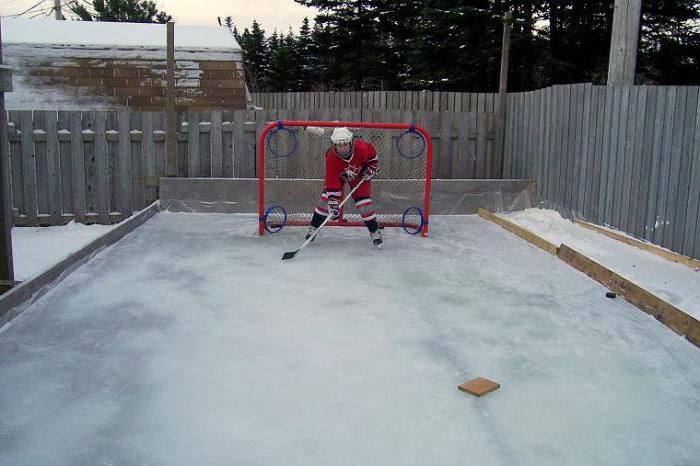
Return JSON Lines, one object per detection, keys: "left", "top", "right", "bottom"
{"left": 1, "top": 212, "right": 699, "bottom": 465}
{"left": 11, "top": 222, "right": 117, "bottom": 281}
{"left": 501, "top": 208, "right": 700, "bottom": 320}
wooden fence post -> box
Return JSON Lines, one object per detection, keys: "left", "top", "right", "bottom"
{"left": 165, "top": 22, "right": 177, "bottom": 177}
{"left": 0, "top": 21, "right": 16, "bottom": 291}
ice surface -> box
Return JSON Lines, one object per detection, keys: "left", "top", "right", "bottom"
{"left": 502, "top": 208, "right": 700, "bottom": 320}
{"left": 1, "top": 213, "right": 699, "bottom": 466}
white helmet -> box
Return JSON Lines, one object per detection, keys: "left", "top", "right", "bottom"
{"left": 331, "top": 127, "right": 353, "bottom": 145}
{"left": 331, "top": 127, "right": 354, "bottom": 158}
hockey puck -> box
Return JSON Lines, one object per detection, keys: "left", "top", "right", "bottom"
{"left": 606, "top": 292, "right": 617, "bottom": 299}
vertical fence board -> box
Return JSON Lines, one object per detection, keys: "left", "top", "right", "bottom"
{"left": 44, "top": 111, "right": 61, "bottom": 224}
{"left": 475, "top": 112, "right": 489, "bottom": 178}
{"left": 618, "top": 86, "right": 636, "bottom": 231}
{"left": 57, "top": 111, "right": 73, "bottom": 217}
{"left": 187, "top": 112, "right": 200, "bottom": 178}
{"left": 654, "top": 86, "right": 678, "bottom": 244}
{"left": 634, "top": 87, "right": 657, "bottom": 238}
{"left": 142, "top": 112, "right": 156, "bottom": 204}
{"left": 611, "top": 86, "right": 630, "bottom": 228}
{"left": 232, "top": 111, "right": 246, "bottom": 177}
{"left": 437, "top": 111, "right": 454, "bottom": 178}
{"left": 8, "top": 112, "right": 23, "bottom": 216}
{"left": 94, "top": 112, "right": 109, "bottom": 223}
{"left": 19, "top": 112, "right": 37, "bottom": 223}
{"left": 68, "top": 111, "right": 86, "bottom": 221}
{"left": 644, "top": 87, "right": 668, "bottom": 241}
{"left": 596, "top": 86, "right": 619, "bottom": 224}
{"left": 211, "top": 111, "right": 223, "bottom": 177}
{"left": 82, "top": 112, "right": 97, "bottom": 218}
{"left": 118, "top": 110, "right": 132, "bottom": 215}
{"left": 626, "top": 87, "right": 647, "bottom": 236}
{"left": 131, "top": 113, "right": 145, "bottom": 212}
{"left": 33, "top": 111, "right": 49, "bottom": 220}
{"left": 153, "top": 112, "right": 166, "bottom": 183}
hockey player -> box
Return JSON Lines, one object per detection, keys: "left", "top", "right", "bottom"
{"left": 305, "top": 127, "right": 382, "bottom": 246}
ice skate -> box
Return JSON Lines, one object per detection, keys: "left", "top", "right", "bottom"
{"left": 370, "top": 229, "right": 383, "bottom": 248}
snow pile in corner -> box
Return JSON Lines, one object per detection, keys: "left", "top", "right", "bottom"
{"left": 11, "top": 221, "right": 117, "bottom": 281}
{"left": 501, "top": 208, "right": 700, "bottom": 319}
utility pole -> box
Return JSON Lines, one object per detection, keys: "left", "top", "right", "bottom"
{"left": 607, "top": 0, "right": 642, "bottom": 86}
{"left": 493, "top": 11, "right": 512, "bottom": 178}
{"left": 54, "top": 0, "right": 65, "bottom": 20}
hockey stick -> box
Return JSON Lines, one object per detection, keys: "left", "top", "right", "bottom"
{"left": 282, "top": 176, "right": 370, "bottom": 261}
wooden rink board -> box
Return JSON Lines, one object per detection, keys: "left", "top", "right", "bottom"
{"left": 477, "top": 209, "right": 700, "bottom": 349}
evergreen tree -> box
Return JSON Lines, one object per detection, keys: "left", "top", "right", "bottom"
{"left": 240, "top": 21, "right": 270, "bottom": 92}
{"left": 71, "top": 0, "right": 171, "bottom": 23}
{"left": 268, "top": 30, "right": 302, "bottom": 90}
{"left": 296, "top": 17, "right": 314, "bottom": 90}
{"left": 295, "top": 0, "right": 388, "bottom": 90}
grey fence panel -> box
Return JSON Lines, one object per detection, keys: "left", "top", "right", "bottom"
{"left": 686, "top": 93, "right": 700, "bottom": 258}
{"left": 505, "top": 83, "right": 700, "bottom": 259}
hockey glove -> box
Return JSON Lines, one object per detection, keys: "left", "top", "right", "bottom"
{"left": 303, "top": 126, "right": 325, "bottom": 136}
{"left": 362, "top": 163, "right": 380, "bottom": 181}
{"left": 328, "top": 195, "right": 340, "bottom": 220}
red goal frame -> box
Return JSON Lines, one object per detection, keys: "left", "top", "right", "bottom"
{"left": 258, "top": 120, "right": 433, "bottom": 237}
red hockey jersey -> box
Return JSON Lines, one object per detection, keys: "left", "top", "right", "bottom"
{"left": 323, "top": 139, "right": 378, "bottom": 192}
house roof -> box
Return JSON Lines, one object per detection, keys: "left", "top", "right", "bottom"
{"left": 1, "top": 18, "right": 241, "bottom": 51}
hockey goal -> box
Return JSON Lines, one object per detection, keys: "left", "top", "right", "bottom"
{"left": 258, "top": 120, "right": 432, "bottom": 237}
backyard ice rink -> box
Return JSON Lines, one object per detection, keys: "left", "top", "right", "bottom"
{"left": 1, "top": 212, "right": 700, "bottom": 466}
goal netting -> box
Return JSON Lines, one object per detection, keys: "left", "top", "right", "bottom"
{"left": 258, "top": 120, "right": 432, "bottom": 236}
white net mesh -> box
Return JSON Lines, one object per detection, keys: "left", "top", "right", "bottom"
{"left": 261, "top": 122, "right": 430, "bottom": 234}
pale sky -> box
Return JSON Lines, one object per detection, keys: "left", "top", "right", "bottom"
{"left": 1, "top": 0, "right": 319, "bottom": 34}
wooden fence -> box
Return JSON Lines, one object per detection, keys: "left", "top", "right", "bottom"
{"left": 504, "top": 83, "right": 700, "bottom": 260}
{"left": 252, "top": 91, "right": 498, "bottom": 113}
{"left": 5, "top": 108, "right": 496, "bottom": 225}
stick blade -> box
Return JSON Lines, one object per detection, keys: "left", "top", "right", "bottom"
{"left": 281, "top": 250, "right": 298, "bottom": 260}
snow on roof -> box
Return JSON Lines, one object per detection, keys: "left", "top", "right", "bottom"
{"left": 1, "top": 18, "right": 240, "bottom": 51}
